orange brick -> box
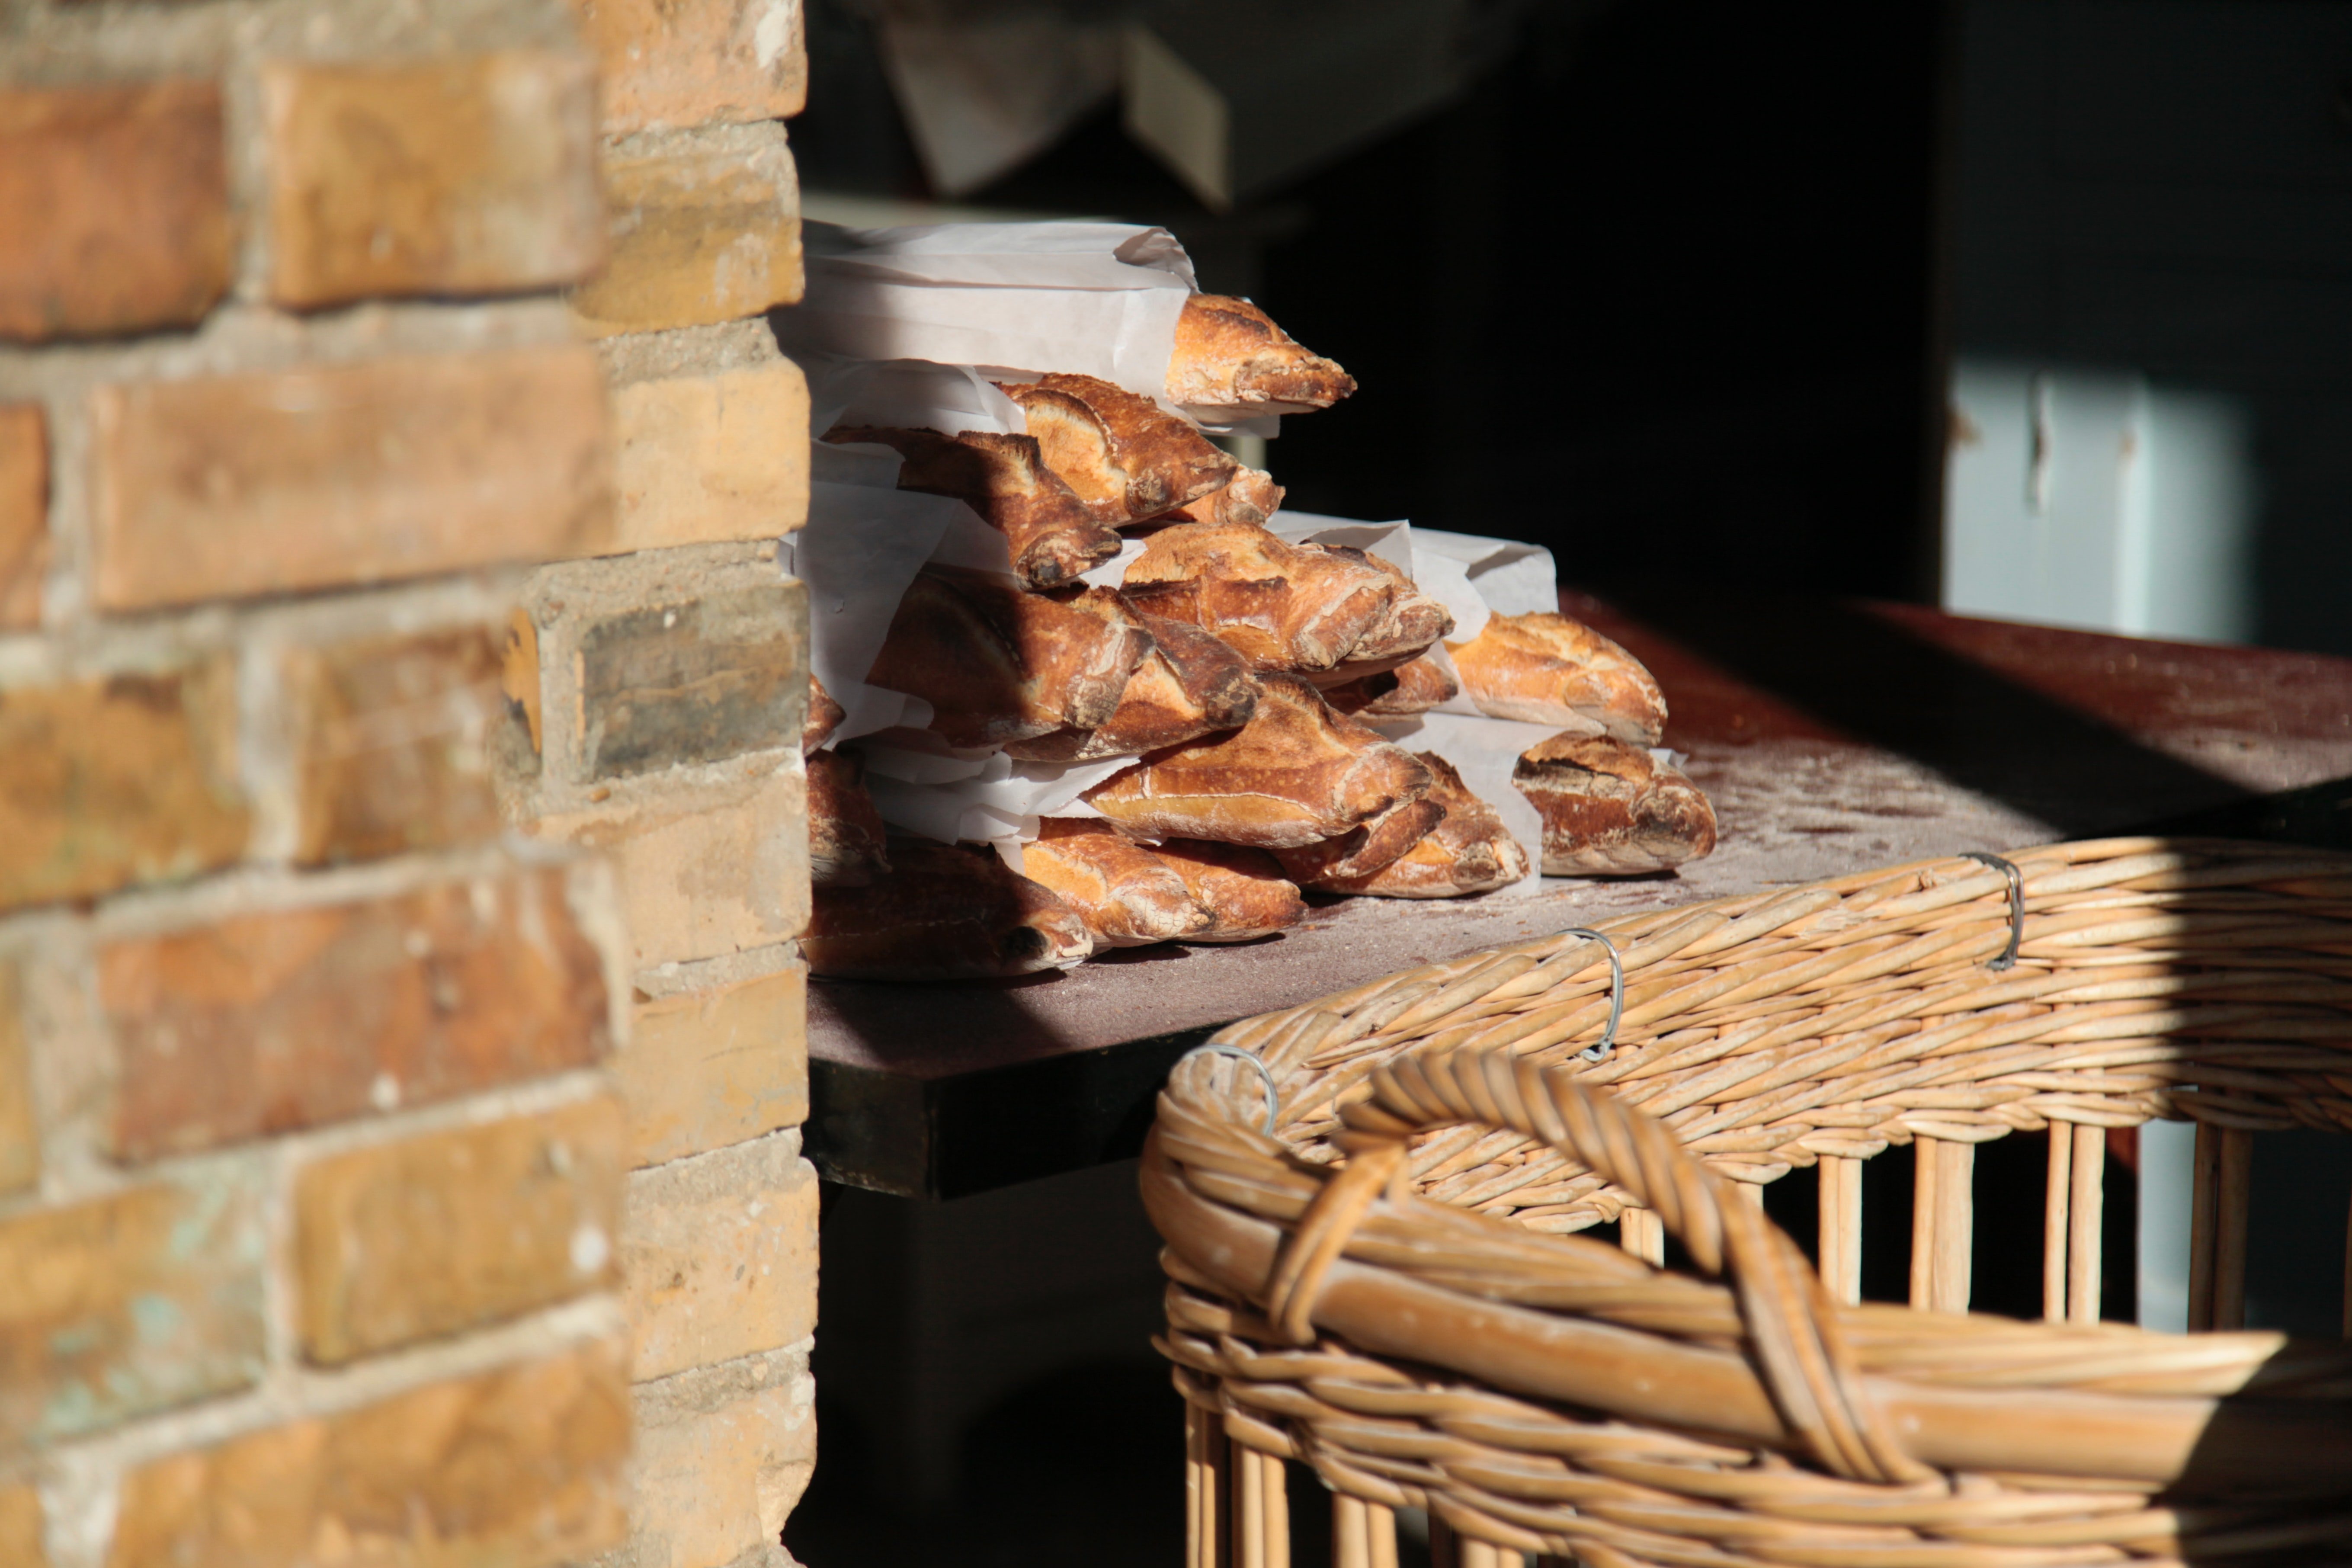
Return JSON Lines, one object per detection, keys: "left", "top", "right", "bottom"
{"left": 102, "top": 869, "right": 610, "bottom": 1163}
{"left": 0, "top": 1174, "right": 265, "bottom": 1454}
{"left": 530, "top": 764, "right": 808, "bottom": 967}
{"left": 611, "top": 361, "right": 810, "bottom": 550}
{"left": 622, "top": 965, "right": 806, "bottom": 1166}
{"left": 106, "top": 1339, "right": 628, "bottom": 1568}
{"left": 0, "top": 403, "right": 45, "bottom": 629}
{"left": 0, "top": 80, "right": 232, "bottom": 341}
{"left": 622, "top": 1132, "right": 816, "bottom": 1379}
{"left": 282, "top": 625, "right": 505, "bottom": 865}
{"left": 568, "top": 128, "right": 804, "bottom": 337}
{"left": 0, "top": 1482, "right": 42, "bottom": 1567}
{"left": 0, "top": 662, "right": 249, "bottom": 915}
{"left": 261, "top": 52, "right": 605, "bottom": 309}
{"left": 570, "top": 0, "right": 806, "bottom": 135}
{"left": 632, "top": 1375, "right": 814, "bottom": 1568}
{"left": 0, "top": 962, "right": 33, "bottom": 1195}
{"left": 294, "top": 1097, "right": 623, "bottom": 1365}
{"left": 89, "top": 346, "right": 613, "bottom": 612}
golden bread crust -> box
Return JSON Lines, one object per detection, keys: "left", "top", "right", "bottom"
{"left": 1163, "top": 295, "right": 1357, "bottom": 419}
{"left": 1322, "top": 650, "right": 1458, "bottom": 718}
{"left": 865, "top": 567, "right": 1151, "bottom": 749}
{"left": 1447, "top": 611, "right": 1668, "bottom": 744}
{"left": 998, "top": 372, "right": 1237, "bottom": 524}
{"left": 807, "top": 748, "right": 889, "bottom": 888}
{"left": 827, "top": 425, "right": 1121, "bottom": 588}
{"left": 1022, "top": 818, "right": 1213, "bottom": 948}
{"left": 1082, "top": 672, "right": 1432, "bottom": 848}
{"left": 1512, "top": 734, "right": 1716, "bottom": 875}
{"left": 804, "top": 673, "right": 846, "bottom": 753}
{"left": 1273, "top": 793, "right": 1448, "bottom": 886}
{"left": 1323, "top": 752, "right": 1529, "bottom": 897}
{"left": 1120, "top": 520, "right": 1399, "bottom": 673}
{"left": 1150, "top": 839, "right": 1307, "bottom": 942}
{"left": 1003, "top": 611, "right": 1259, "bottom": 762}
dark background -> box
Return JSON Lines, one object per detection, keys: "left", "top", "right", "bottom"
{"left": 792, "top": 0, "right": 1953, "bottom": 603}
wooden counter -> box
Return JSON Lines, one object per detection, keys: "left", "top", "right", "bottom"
{"left": 808, "top": 588, "right": 2352, "bottom": 1197}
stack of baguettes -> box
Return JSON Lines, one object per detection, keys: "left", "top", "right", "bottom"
{"left": 801, "top": 289, "right": 1716, "bottom": 980}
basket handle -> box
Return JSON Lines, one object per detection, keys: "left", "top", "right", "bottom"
{"left": 1267, "top": 1043, "right": 1929, "bottom": 1486}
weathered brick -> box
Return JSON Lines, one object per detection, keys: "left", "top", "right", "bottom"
{"left": 622, "top": 965, "right": 806, "bottom": 1167}
{"left": 633, "top": 1373, "right": 814, "bottom": 1568}
{"left": 530, "top": 764, "right": 808, "bottom": 967}
{"left": 574, "top": 581, "right": 807, "bottom": 781}
{"left": 568, "top": 126, "right": 803, "bottom": 337}
{"left": 0, "top": 1172, "right": 265, "bottom": 1455}
{"left": 106, "top": 1338, "right": 629, "bottom": 1568}
{"left": 102, "top": 869, "right": 610, "bottom": 1163}
{"left": 612, "top": 361, "right": 810, "bottom": 551}
{"left": 0, "top": 1482, "right": 42, "bottom": 1566}
{"left": 282, "top": 625, "right": 505, "bottom": 864}
{"left": 570, "top": 0, "right": 806, "bottom": 135}
{"left": 0, "top": 402, "right": 45, "bottom": 630}
{"left": 0, "top": 662, "right": 249, "bottom": 914}
{"left": 89, "top": 346, "right": 614, "bottom": 612}
{"left": 261, "top": 52, "right": 605, "bottom": 309}
{"left": 295, "top": 1097, "right": 623, "bottom": 1365}
{"left": 0, "top": 80, "right": 233, "bottom": 341}
{"left": 0, "top": 962, "right": 33, "bottom": 1196}
{"left": 622, "top": 1132, "right": 815, "bottom": 1380}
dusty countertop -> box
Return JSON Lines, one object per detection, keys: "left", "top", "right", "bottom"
{"left": 808, "top": 589, "right": 2352, "bottom": 1196}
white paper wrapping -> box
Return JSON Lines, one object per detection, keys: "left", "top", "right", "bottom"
{"left": 778, "top": 220, "right": 1198, "bottom": 414}
{"left": 856, "top": 729, "right": 1129, "bottom": 851}
{"left": 802, "top": 353, "right": 1025, "bottom": 441}
{"left": 785, "top": 462, "right": 1024, "bottom": 744}
{"left": 1411, "top": 527, "right": 1560, "bottom": 618}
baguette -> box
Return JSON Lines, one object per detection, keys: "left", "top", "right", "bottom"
{"left": 1149, "top": 465, "right": 1284, "bottom": 529}
{"left": 827, "top": 426, "right": 1121, "bottom": 588}
{"left": 1322, "top": 752, "right": 1529, "bottom": 898}
{"left": 1119, "top": 519, "right": 1398, "bottom": 673}
{"left": 1150, "top": 840, "right": 1307, "bottom": 942}
{"left": 1020, "top": 818, "right": 1213, "bottom": 949}
{"left": 1321, "top": 649, "right": 1458, "bottom": 718}
{"left": 1514, "top": 735, "right": 1717, "bottom": 875}
{"left": 1272, "top": 793, "right": 1448, "bottom": 886}
{"left": 865, "top": 566, "right": 1151, "bottom": 749}
{"left": 804, "top": 672, "right": 846, "bottom": 753}
{"left": 807, "top": 748, "right": 889, "bottom": 888}
{"left": 997, "top": 373, "right": 1236, "bottom": 525}
{"left": 1083, "top": 672, "right": 1432, "bottom": 848}
{"left": 1003, "top": 612, "right": 1258, "bottom": 762}
{"left": 1448, "top": 611, "right": 1668, "bottom": 745}
{"left": 1164, "top": 295, "right": 1356, "bottom": 420}
{"left": 1311, "top": 547, "right": 1452, "bottom": 678}
{"left": 802, "top": 838, "right": 1091, "bottom": 980}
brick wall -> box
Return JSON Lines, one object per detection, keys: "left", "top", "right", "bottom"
{"left": 523, "top": 6, "right": 818, "bottom": 1566}
{"left": 0, "top": 0, "right": 816, "bottom": 1562}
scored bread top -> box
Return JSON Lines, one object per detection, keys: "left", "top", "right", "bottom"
{"left": 1022, "top": 818, "right": 1213, "bottom": 948}
{"left": 865, "top": 567, "right": 1151, "bottom": 749}
{"left": 1083, "top": 671, "right": 1433, "bottom": 848}
{"left": 1003, "top": 611, "right": 1259, "bottom": 763}
{"left": 1321, "top": 751, "right": 1529, "bottom": 898}
{"left": 998, "top": 372, "right": 1237, "bottom": 526}
{"left": 827, "top": 425, "right": 1121, "bottom": 588}
{"left": 1164, "top": 295, "right": 1357, "bottom": 420}
{"left": 1448, "top": 611, "right": 1669, "bottom": 745}
{"left": 1147, "top": 839, "right": 1307, "bottom": 942}
{"left": 1121, "top": 520, "right": 1398, "bottom": 673}
{"left": 1513, "top": 734, "right": 1716, "bottom": 875}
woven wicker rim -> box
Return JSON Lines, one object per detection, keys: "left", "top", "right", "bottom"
{"left": 1146, "top": 838, "right": 2352, "bottom": 1568}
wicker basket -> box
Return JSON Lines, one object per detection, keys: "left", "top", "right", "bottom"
{"left": 1144, "top": 838, "right": 2352, "bottom": 1568}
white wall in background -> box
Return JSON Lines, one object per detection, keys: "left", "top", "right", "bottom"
{"left": 1945, "top": 359, "right": 2255, "bottom": 644}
